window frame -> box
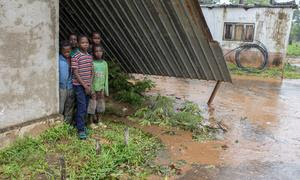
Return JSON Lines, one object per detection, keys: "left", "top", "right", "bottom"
{"left": 223, "top": 22, "right": 255, "bottom": 42}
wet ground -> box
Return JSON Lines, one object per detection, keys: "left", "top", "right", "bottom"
{"left": 134, "top": 74, "right": 300, "bottom": 180}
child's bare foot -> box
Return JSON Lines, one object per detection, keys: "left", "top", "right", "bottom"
{"left": 90, "top": 123, "right": 98, "bottom": 129}
{"left": 97, "top": 122, "right": 107, "bottom": 128}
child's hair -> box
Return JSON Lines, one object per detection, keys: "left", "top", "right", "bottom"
{"left": 91, "top": 31, "right": 101, "bottom": 37}
{"left": 60, "top": 40, "right": 71, "bottom": 51}
{"left": 78, "top": 34, "right": 89, "bottom": 43}
{"left": 69, "top": 33, "right": 77, "bottom": 38}
{"left": 93, "top": 44, "right": 105, "bottom": 52}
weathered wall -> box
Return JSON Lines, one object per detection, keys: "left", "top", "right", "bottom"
{"left": 0, "top": 0, "right": 59, "bottom": 130}
{"left": 202, "top": 7, "right": 294, "bottom": 66}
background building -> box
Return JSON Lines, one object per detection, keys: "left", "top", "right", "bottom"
{"left": 201, "top": 3, "right": 296, "bottom": 66}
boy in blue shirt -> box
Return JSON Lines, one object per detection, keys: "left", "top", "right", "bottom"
{"left": 69, "top": 33, "right": 79, "bottom": 57}
{"left": 59, "top": 41, "right": 75, "bottom": 123}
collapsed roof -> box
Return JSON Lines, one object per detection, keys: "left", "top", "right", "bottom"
{"left": 60, "top": 0, "right": 232, "bottom": 82}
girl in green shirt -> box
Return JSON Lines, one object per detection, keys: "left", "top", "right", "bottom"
{"left": 88, "top": 45, "right": 109, "bottom": 127}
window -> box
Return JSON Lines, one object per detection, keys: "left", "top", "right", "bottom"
{"left": 245, "top": 25, "right": 254, "bottom": 41}
{"left": 234, "top": 25, "right": 244, "bottom": 41}
{"left": 224, "top": 24, "right": 233, "bottom": 40}
{"left": 223, "top": 23, "right": 255, "bottom": 42}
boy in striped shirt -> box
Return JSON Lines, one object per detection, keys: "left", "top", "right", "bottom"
{"left": 71, "top": 35, "right": 93, "bottom": 139}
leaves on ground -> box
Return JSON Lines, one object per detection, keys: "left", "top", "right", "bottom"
{"left": 131, "top": 95, "right": 217, "bottom": 142}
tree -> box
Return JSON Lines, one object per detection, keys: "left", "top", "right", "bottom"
{"left": 289, "top": 9, "right": 300, "bottom": 44}
{"left": 229, "top": 0, "right": 269, "bottom": 5}
{"left": 199, "top": 0, "right": 220, "bottom": 4}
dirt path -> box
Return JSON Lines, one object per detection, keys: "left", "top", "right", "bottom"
{"left": 134, "top": 75, "right": 300, "bottom": 180}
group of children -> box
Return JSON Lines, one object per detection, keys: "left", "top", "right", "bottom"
{"left": 59, "top": 32, "right": 109, "bottom": 139}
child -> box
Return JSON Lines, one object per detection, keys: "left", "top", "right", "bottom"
{"left": 69, "top": 33, "right": 79, "bottom": 57}
{"left": 88, "top": 45, "right": 108, "bottom": 128}
{"left": 88, "top": 32, "right": 102, "bottom": 54}
{"left": 71, "top": 35, "right": 93, "bottom": 140}
{"left": 59, "top": 41, "right": 75, "bottom": 123}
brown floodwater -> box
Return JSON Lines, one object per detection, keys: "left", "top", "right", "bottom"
{"left": 134, "top": 74, "right": 300, "bottom": 180}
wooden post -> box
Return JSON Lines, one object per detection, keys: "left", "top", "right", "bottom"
{"left": 207, "top": 81, "right": 221, "bottom": 106}
{"left": 124, "top": 127, "right": 129, "bottom": 145}
{"left": 60, "top": 155, "right": 66, "bottom": 180}
{"left": 96, "top": 139, "right": 101, "bottom": 155}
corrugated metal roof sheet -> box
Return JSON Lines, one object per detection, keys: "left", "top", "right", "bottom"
{"left": 59, "top": 0, "right": 231, "bottom": 82}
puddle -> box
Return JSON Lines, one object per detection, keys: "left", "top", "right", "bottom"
{"left": 133, "top": 74, "right": 300, "bottom": 179}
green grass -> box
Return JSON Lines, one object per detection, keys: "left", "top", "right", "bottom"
{"left": 0, "top": 121, "right": 162, "bottom": 179}
{"left": 227, "top": 63, "right": 300, "bottom": 79}
{"left": 283, "top": 63, "right": 300, "bottom": 79}
{"left": 287, "top": 43, "right": 300, "bottom": 57}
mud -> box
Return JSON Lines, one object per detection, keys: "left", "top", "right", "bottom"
{"left": 133, "top": 74, "right": 300, "bottom": 179}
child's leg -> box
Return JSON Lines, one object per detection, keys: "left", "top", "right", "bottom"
{"left": 59, "top": 88, "right": 67, "bottom": 114}
{"left": 64, "top": 89, "right": 75, "bottom": 123}
{"left": 95, "top": 91, "right": 105, "bottom": 123}
{"left": 87, "top": 93, "right": 97, "bottom": 125}
{"left": 74, "top": 85, "right": 88, "bottom": 133}
{"left": 87, "top": 94, "right": 97, "bottom": 115}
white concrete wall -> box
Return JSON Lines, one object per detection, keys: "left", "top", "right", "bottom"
{"left": 0, "top": 0, "right": 59, "bottom": 129}
{"left": 202, "top": 7, "right": 294, "bottom": 57}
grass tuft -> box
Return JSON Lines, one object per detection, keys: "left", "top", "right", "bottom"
{"left": 287, "top": 43, "right": 300, "bottom": 57}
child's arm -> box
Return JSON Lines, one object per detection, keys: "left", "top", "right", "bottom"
{"left": 104, "top": 61, "right": 109, "bottom": 96}
{"left": 73, "top": 69, "right": 87, "bottom": 87}
{"left": 91, "top": 63, "right": 95, "bottom": 94}
{"left": 92, "top": 63, "right": 95, "bottom": 88}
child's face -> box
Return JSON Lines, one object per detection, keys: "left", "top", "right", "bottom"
{"left": 94, "top": 47, "right": 103, "bottom": 59}
{"left": 92, "top": 34, "right": 101, "bottom": 45}
{"left": 79, "top": 37, "right": 89, "bottom": 52}
{"left": 69, "top": 35, "right": 78, "bottom": 48}
{"left": 62, "top": 46, "right": 71, "bottom": 58}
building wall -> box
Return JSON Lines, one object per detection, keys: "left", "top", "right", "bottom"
{"left": 202, "top": 7, "right": 294, "bottom": 66}
{"left": 0, "top": 0, "right": 59, "bottom": 129}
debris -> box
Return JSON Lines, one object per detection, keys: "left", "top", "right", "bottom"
{"left": 240, "top": 117, "right": 247, "bottom": 121}
{"left": 179, "top": 144, "right": 188, "bottom": 150}
{"left": 162, "top": 130, "right": 176, "bottom": 136}
{"left": 175, "top": 159, "right": 187, "bottom": 166}
{"left": 204, "top": 165, "right": 216, "bottom": 169}
{"left": 207, "top": 119, "right": 219, "bottom": 129}
{"left": 221, "top": 144, "right": 229, "bottom": 150}
{"left": 169, "top": 163, "right": 182, "bottom": 175}
{"left": 217, "top": 121, "right": 229, "bottom": 132}
{"left": 235, "top": 140, "right": 239, "bottom": 143}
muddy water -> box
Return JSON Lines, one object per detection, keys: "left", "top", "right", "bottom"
{"left": 134, "top": 75, "right": 300, "bottom": 180}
